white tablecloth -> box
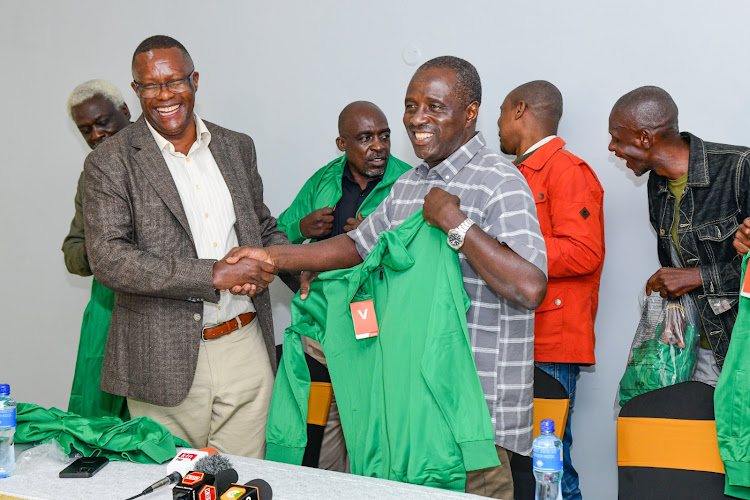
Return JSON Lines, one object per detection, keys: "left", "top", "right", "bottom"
{"left": 0, "top": 447, "right": 487, "bottom": 500}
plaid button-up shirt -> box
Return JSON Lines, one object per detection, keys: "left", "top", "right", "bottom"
{"left": 349, "top": 132, "right": 547, "bottom": 455}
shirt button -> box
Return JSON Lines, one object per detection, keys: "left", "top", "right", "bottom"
{"left": 446, "top": 175, "right": 450, "bottom": 180}
{"left": 186, "top": 157, "right": 191, "bottom": 163}
{"left": 213, "top": 242, "right": 218, "bottom": 247}
{"left": 196, "top": 184, "right": 200, "bottom": 190}
{"left": 555, "top": 299, "right": 562, "bottom": 306}
{"left": 660, "top": 229, "right": 666, "bottom": 235}
{"left": 205, "top": 212, "right": 209, "bottom": 218}
{"left": 538, "top": 193, "right": 545, "bottom": 200}
{"left": 193, "top": 313, "right": 201, "bottom": 321}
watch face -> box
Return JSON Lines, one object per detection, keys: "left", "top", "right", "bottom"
{"left": 448, "top": 231, "right": 462, "bottom": 249}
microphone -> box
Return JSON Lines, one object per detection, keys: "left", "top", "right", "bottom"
{"left": 172, "top": 455, "right": 238, "bottom": 500}
{"left": 123, "top": 448, "right": 224, "bottom": 500}
{"left": 219, "top": 478, "right": 273, "bottom": 500}
{"left": 167, "top": 447, "right": 219, "bottom": 477}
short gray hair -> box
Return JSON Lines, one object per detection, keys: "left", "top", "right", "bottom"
{"left": 67, "top": 79, "right": 125, "bottom": 120}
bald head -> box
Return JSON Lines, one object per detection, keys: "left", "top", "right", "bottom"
{"left": 338, "top": 101, "right": 386, "bottom": 136}
{"left": 336, "top": 101, "right": 391, "bottom": 180}
{"left": 506, "top": 80, "right": 563, "bottom": 129}
{"left": 610, "top": 86, "right": 679, "bottom": 134}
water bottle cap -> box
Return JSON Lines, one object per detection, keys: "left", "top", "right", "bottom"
{"left": 0, "top": 384, "right": 8, "bottom": 395}
{"left": 540, "top": 419, "right": 555, "bottom": 433}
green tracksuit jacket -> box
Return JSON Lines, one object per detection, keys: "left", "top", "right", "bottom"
{"left": 276, "top": 155, "right": 412, "bottom": 243}
{"left": 266, "top": 210, "right": 500, "bottom": 491}
{"left": 715, "top": 252, "right": 750, "bottom": 499}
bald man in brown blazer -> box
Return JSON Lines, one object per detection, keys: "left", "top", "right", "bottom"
{"left": 83, "top": 35, "right": 297, "bottom": 457}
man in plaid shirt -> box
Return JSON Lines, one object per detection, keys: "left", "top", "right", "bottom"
{"left": 227, "top": 56, "right": 547, "bottom": 498}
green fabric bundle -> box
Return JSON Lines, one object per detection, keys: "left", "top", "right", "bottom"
{"left": 15, "top": 403, "right": 189, "bottom": 464}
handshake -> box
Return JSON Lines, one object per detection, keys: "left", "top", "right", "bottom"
{"left": 212, "top": 246, "right": 276, "bottom": 296}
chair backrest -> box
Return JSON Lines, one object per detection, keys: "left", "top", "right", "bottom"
{"left": 511, "top": 367, "right": 570, "bottom": 500}
{"left": 617, "top": 381, "right": 729, "bottom": 499}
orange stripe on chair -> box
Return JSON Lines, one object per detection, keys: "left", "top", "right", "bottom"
{"left": 307, "top": 382, "right": 333, "bottom": 427}
{"left": 617, "top": 417, "right": 724, "bottom": 474}
{"left": 534, "top": 398, "right": 569, "bottom": 439}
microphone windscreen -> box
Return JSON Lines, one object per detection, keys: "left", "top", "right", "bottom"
{"left": 245, "top": 478, "right": 272, "bottom": 500}
{"left": 195, "top": 454, "right": 233, "bottom": 475}
{"left": 214, "top": 468, "right": 239, "bottom": 494}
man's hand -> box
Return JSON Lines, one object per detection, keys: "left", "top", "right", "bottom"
{"left": 422, "top": 187, "right": 466, "bottom": 232}
{"left": 734, "top": 217, "right": 750, "bottom": 255}
{"left": 213, "top": 257, "right": 277, "bottom": 296}
{"left": 224, "top": 246, "right": 275, "bottom": 266}
{"left": 300, "top": 207, "right": 334, "bottom": 239}
{"left": 344, "top": 212, "right": 364, "bottom": 232}
{"left": 646, "top": 267, "right": 702, "bottom": 299}
{"left": 300, "top": 271, "right": 320, "bottom": 300}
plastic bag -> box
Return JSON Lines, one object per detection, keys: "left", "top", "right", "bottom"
{"left": 616, "top": 289, "right": 701, "bottom": 406}
{"left": 15, "top": 439, "right": 78, "bottom": 474}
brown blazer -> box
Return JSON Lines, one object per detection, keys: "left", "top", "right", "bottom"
{"left": 83, "top": 116, "right": 297, "bottom": 405}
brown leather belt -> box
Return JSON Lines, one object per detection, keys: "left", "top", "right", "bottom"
{"left": 201, "top": 312, "right": 256, "bottom": 341}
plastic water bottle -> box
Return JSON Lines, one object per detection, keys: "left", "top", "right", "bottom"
{"left": 533, "top": 419, "right": 563, "bottom": 500}
{"left": 0, "top": 384, "right": 16, "bottom": 478}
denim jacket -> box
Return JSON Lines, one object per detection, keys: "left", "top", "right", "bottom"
{"left": 647, "top": 132, "right": 750, "bottom": 368}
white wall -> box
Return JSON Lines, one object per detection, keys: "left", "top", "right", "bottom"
{"left": 2, "top": 1, "right": 749, "bottom": 497}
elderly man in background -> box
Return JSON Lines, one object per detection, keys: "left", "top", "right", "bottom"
{"left": 63, "top": 79, "right": 132, "bottom": 419}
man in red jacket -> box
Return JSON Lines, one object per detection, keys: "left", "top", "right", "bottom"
{"left": 498, "top": 80, "right": 605, "bottom": 500}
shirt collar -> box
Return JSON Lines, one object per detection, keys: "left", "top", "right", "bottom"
{"left": 517, "top": 136, "right": 566, "bottom": 171}
{"left": 523, "top": 135, "right": 557, "bottom": 156}
{"left": 145, "top": 113, "right": 211, "bottom": 155}
{"left": 416, "top": 132, "right": 486, "bottom": 181}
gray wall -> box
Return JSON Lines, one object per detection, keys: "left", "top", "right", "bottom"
{"left": 2, "top": 1, "right": 749, "bottom": 497}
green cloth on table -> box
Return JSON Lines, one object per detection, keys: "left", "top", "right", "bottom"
{"left": 15, "top": 403, "right": 189, "bottom": 464}
{"left": 67, "top": 277, "right": 128, "bottom": 420}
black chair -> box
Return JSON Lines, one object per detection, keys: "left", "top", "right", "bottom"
{"left": 275, "top": 345, "right": 333, "bottom": 468}
{"left": 511, "top": 367, "right": 570, "bottom": 500}
{"left": 617, "top": 381, "right": 729, "bottom": 499}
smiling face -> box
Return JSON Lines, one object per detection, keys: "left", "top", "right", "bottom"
{"left": 131, "top": 47, "right": 198, "bottom": 146}
{"left": 337, "top": 106, "right": 391, "bottom": 179}
{"left": 71, "top": 94, "right": 131, "bottom": 150}
{"left": 608, "top": 109, "right": 652, "bottom": 176}
{"left": 403, "top": 67, "right": 477, "bottom": 168}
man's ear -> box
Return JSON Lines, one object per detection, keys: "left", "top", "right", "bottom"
{"left": 336, "top": 136, "right": 346, "bottom": 152}
{"left": 122, "top": 103, "right": 131, "bottom": 120}
{"left": 465, "top": 101, "right": 479, "bottom": 127}
{"left": 130, "top": 81, "right": 139, "bottom": 96}
{"left": 515, "top": 101, "right": 528, "bottom": 120}
{"left": 639, "top": 129, "right": 654, "bottom": 150}
{"left": 192, "top": 71, "right": 199, "bottom": 92}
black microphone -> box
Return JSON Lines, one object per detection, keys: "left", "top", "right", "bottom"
{"left": 125, "top": 470, "right": 183, "bottom": 500}
{"left": 219, "top": 478, "right": 272, "bottom": 500}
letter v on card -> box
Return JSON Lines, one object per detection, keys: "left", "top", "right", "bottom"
{"left": 350, "top": 299, "right": 379, "bottom": 339}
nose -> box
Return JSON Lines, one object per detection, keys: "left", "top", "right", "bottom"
{"left": 156, "top": 83, "right": 176, "bottom": 99}
{"left": 607, "top": 138, "right": 615, "bottom": 152}
{"left": 91, "top": 126, "right": 106, "bottom": 142}
{"left": 408, "top": 104, "right": 429, "bottom": 127}
{"left": 371, "top": 136, "right": 384, "bottom": 151}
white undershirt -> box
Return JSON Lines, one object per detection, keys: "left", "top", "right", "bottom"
{"left": 147, "top": 114, "right": 255, "bottom": 325}
{"left": 522, "top": 135, "right": 557, "bottom": 156}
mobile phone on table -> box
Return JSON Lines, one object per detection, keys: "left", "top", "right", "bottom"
{"left": 59, "top": 456, "right": 109, "bottom": 478}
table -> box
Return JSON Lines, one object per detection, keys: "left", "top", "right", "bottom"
{"left": 0, "top": 446, "right": 487, "bottom": 500}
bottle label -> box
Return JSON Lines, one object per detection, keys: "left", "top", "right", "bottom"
{"left": 0, "top": 407, "right": 16, "bottom": 428}
{"left": 533, "top": 444, "right": 563, "bottom": 473}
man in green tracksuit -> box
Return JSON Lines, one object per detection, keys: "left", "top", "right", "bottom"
{"left": 715, "top": 252, "right": 750, "bottom": 499}
{"left": 276, "top": 101, "right": 411, "bottom": 471}
{"left": 62, "top": 79, "right": 131, "bottom": 419}
{"left": 267, "top": 211, "right": 500, "bottom": 491}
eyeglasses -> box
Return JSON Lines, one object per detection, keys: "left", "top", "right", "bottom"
{"left": 133, "top": 71, "right": 195, "bottom": 98}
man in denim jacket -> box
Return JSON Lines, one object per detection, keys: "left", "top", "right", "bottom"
{"left": 609, "top": 86, "right": 750, "bottom": 384}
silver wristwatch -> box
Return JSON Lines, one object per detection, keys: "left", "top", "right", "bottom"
{"left": 447, "top": 218, "right": 475, "bottom": 250}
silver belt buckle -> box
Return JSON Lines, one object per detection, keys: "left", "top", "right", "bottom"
{"left": 201, "top": 323, "right": 221, "bottom": 341}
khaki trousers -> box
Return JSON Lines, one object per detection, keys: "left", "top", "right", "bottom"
{"left": 318, "top": 396, "right": 349, "bottom": 472}
{"left": 465, "top": 445, "right": 515, "bottom": 499}
{"left": 127, "top": 319, "right": 274, "bottom": 458}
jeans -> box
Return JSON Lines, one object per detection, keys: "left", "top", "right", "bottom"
{"left": 536, "top": 362, "right": 581, "bottom": 500}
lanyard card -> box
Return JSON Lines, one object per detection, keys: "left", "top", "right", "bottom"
{"left": 350, "top": 299, "right": 379, "bottom": 339}
{"left": 743, "top": 267, "right": 750, "bottom": 298}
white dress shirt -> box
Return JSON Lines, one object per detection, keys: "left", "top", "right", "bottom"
{"left": 147, "top": 114, "right": 255, "bottom": 326}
